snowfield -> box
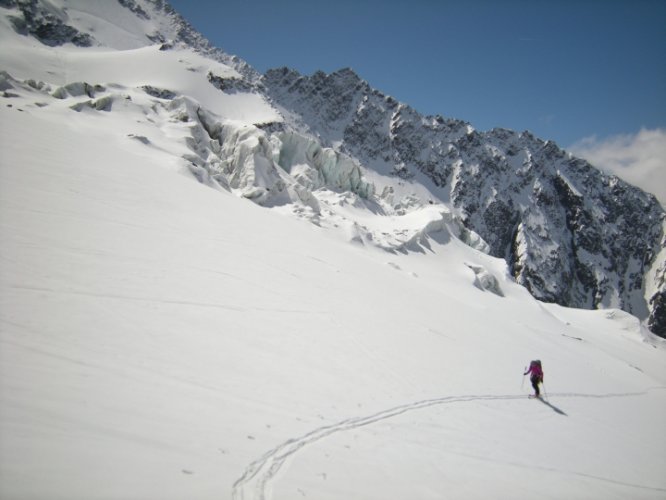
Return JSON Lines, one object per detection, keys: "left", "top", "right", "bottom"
{"left": 1, "top": 2, "right": 665, "bottom": 500}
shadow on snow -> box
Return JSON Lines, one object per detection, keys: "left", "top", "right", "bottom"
{"left": 538, "top": 397, "right": 568, "bottom": 416}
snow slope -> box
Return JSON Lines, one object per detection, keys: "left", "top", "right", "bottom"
{"left": 1, "top": 2, "right": 666, "bottom": 500}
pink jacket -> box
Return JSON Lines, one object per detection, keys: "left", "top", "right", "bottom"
{"left": 525, "top": 362, "right": 543, "bottom": 380}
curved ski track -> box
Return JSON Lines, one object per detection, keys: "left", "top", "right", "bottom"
{"left": 231, "top": 390, "right": 664, "bottom": 500}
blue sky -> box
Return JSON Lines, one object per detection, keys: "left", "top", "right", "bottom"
{"left": 168, "top": 0, "right": 666, "bottom": 203}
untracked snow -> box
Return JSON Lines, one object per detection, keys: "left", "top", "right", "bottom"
{"left": 1, "top": 2, "right": 666, "bottom": 500}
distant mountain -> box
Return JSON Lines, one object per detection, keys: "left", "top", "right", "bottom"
{"left": 2, "top": 0, "right": 664, "bottom": 337}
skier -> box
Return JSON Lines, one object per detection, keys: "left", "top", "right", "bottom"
{"left": 524, "top": 360, "right": 544, "bottom": 398}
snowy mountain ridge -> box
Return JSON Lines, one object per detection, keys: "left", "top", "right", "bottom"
{"left": 1, "top": 0, "right": 664, "bottom": 336}
{"left": 1, "top": 0, "right": 257, "bottom": 77}
{"left": 260, "top": 66, "right": 666, "bottom": 336}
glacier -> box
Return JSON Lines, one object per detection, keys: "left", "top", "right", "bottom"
{"left": 1, "top": 1, "right": 665, "bottom": 499}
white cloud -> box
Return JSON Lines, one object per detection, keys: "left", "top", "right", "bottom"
{"left": 569, "top": 128, "right": 666, "bottom": 208}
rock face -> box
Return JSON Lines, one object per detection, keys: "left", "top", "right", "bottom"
{"left": 6, "top": 0, "right": 94, "bottom": 47}
{"left": 262, "top": 68, "right": 665, "bottom": 335}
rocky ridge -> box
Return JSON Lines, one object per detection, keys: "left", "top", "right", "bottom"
{"left": 261, "top": 67, "right": 665, "bottom": 335}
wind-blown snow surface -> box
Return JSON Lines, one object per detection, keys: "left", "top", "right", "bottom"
{"left": 1, "top": 2, "right": 666, "bottom": 500}
{"left": 3, "top": 80, "right": 666, "bottom": 500}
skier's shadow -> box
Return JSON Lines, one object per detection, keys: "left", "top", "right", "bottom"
{"left": 538, "top": 398, "right": 568, "bottom": 416}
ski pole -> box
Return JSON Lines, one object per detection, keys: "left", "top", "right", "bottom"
{"left": 542, "top": 381, "right": 549, "bottom": 401}
{"left": 521, "top": 367, "right": 526, "bottom": 391}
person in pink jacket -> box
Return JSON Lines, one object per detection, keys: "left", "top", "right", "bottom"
{"left": 524, "top": 360, "right": 544, "bottom": 397}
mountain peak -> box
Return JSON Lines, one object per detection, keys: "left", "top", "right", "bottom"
{"left": 330, "top": 66, "right": 362, "bottom": 80}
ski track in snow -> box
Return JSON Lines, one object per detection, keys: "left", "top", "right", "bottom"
{"left": 231, "top": 391, "right": 665, "bottom": 500}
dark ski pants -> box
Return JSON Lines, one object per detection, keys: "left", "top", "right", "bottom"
{"left": 531, "top": 377, "right": 540, "bottom": 396}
